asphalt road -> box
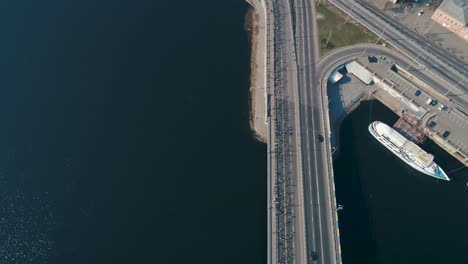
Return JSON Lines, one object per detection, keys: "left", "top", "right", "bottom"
{"left": 266, "top": 0, "right": 340, "bottom": 262}
{"left": 294, "top": 0, "right": 339, "bottom": 263}
{"left": 329, "top": 0, "right": 468, "bottom": 109}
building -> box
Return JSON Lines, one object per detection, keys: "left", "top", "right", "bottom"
{"left": 431, "top": 0, "right": 468, "bottom": 41}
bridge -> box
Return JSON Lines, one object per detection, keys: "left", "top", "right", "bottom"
{"left": 245, "top": 0, "right": 468, "bottom": 263}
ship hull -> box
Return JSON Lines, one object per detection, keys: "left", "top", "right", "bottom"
{"left": 368, "top": 121, "right": 450, "bottom": 181}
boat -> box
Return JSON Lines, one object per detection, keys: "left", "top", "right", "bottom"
{"left": 368, "top": 121, "right": 450, "bottom": 181}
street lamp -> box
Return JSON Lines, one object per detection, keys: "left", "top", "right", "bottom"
{"left": 344, "top": 0, "right": 358, "bottom": 25}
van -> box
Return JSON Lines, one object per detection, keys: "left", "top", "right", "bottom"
{"left": 425, "top": 98, "right": 433, "bottom": 105}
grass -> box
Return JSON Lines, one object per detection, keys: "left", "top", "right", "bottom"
{"left": 316, "top": 4, "right": 379, "bottom": 55}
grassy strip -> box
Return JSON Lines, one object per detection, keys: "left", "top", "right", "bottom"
{"left": 317, "top": 4, "right": 378, "bottom": 55}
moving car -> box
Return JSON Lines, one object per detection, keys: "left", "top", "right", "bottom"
{"left": 317, "top": 134, "right": 324, "bottom": 143}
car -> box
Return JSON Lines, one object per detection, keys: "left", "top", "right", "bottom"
{"left": 438, "top": 104, "right": 447, "bottom": 110}
{"left": 442, "top": 131, "right": 450, "bottom": 138}
{"left": 428, "top": 121, "right": 436, "bottom": 128}
{"left": 317, "top": 134, "right": 324, "bottom": 143}
{"left": 415, "top": 90, "right": 422, "bottom": 96}
{"left": 426, "top": 1, "right": 432, "bottom": 7}
{"left": 418, "top": 10, "right": 424, "bottom": 16}
{"left": 430, "top": 100, "right": 438, "bottom": 106}
{"left": 425, "top": 98, "right": 433, "bottom": 105}
{"left": 309, "top": 251, "right": 318, "bottom": 261}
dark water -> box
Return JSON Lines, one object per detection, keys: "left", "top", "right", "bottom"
{"left": 2, "top": 0, "right": 467, "bottom": 263}
{"left": 0, "top": 0, "right": 266, "bottom": 263}
{"left": 335, "top": 101, "right": 468, "bottom": 264}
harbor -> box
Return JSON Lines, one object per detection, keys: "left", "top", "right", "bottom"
{"left": 323, "top": 48, "right": 468, "bottom": 171}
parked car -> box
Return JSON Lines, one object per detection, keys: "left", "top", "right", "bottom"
{"left": 428, "top": 121, "right": 436, "bottom": 128}
{"left": 438, "top": 104, "right": 447, "bottom": 110}
{"left": 418, "top": 10, "right": 424, "bottom": 16}
{"left": 442, "top": 131, "right": 450, "bottom": 138}
{"left": 415, "top": 90, "right": 422, "bottom": 96}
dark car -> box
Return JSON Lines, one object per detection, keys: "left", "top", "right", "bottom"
{"left": 428, "top": 121, "right": 436, "bottom": 128}
{"left": 317, "top": 134, "right": 324, "bottom": 143}
{"left": 430, "top": 100, "right": 438, "bottom": 106}
{"left": 309, "top": 251, "right": 318, "bottom": 261}
{"left": 415, "top": 90, "right": 422, "bottom": 96}
{"left": 442, "top": 131, "right": 450, "bottom": 138}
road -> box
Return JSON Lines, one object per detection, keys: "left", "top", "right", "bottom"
{"left": 293, "top": 0, "right": 339, "bottom": 263}
{"left": 265, "top": 0, "right": 341, "bottom": 262}
{"left": 266, "top": 0, "right": 307, "bottom": 263}
{"left": 329, "top": 0, "right": 468, "bottom": 110}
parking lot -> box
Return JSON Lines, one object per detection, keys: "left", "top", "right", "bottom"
{"left": 426, "top": 108, "right": 468, "bottom": 153}
{"left": 357, "top": 55, "right": 468, "bottom": 159}
{"left": 384, "top": 68, "right": 468, "bottom": 158}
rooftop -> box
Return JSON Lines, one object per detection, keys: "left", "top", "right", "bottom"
{"left": 438, "top": 0, "right": 468, "bottom": 26}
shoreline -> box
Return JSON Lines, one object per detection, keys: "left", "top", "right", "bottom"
{"left": 245, "top": 0, "right": 267, "bottom": 143}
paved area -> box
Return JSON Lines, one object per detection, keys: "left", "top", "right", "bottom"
{"left": 329, "top": 0, "right": 468, "bottom": 115}
{"left": 320, "top": 45, "right": 468, "bottom": 167}
{"left": 247, "top": 0, "right": 268, "bottom": 142}
{"left": 369, "top": 61, "right": 468, "bottom": 160}
{"left": 327, "top": 72, "right": 372, "bottom": 149}
{"left": 295, "top": 0, "right": 340, "bottom": 262}
{"left": 264, "top": 0, "right": 310, "bottom": 262}
{"left": 364, "top": 0, "right": 468, "bottom": 64}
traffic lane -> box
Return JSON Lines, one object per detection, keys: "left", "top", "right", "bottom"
{"left": 299, "top": 81, "right": 320, "bottom": 259}
{"left": 297, "top": 46, "right": 320, "bottom": 264}
{"left": 297, "top": 59, "right": 324, "bottom": 263}
{"left": 309, "top": 100, "right": 334, "bottom": 264}
{"left": 301, "top": 69, "right": 332, "bottom": 264}
{"left": 302, "top": 3, "right": 337, "bottom": 263}
{"left": 284, "top": 2, "right": 307, "bottom": 262}
{"left": 295, "top": 0, "right": 338, "bottom": 261}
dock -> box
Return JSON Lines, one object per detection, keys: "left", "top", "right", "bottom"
{"left": 393, "top": 114, "right": 426, "bottom": 144}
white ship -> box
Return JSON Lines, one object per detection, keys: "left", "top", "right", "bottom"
{"left": 368, "top": 121, "right": 450, "bottom": 181}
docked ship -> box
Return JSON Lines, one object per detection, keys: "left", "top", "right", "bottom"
{"left": 368, "top": 121, "right": 450, "bottom": 181}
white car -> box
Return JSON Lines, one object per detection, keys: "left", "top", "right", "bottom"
{"left": 438, "top": 104, "right": 447, "bottom": 111}
{"left": 418, "top": 10, "right": 424, "bottom": 16}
